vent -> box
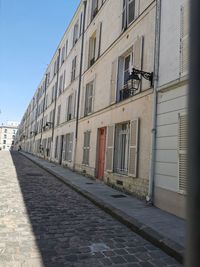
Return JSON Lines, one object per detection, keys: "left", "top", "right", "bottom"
{"left": 116, "top": 180, "right": 123, "bottom": 186}
{"left": 111, "top": 194, "right": 126, "bottom": 198}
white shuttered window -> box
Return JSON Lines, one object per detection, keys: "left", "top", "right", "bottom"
{"left": 178, "top": 114, "right": 188, "bottom": 194}
{"left": 83, "top": 131, "right": 91, "bottom": 165}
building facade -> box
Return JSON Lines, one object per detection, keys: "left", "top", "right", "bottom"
{"left": 0, "top": 122, "right": 18, "bottom": 151}
{"left": 154, "top": 0, "right": 189, "bottom": 218}
{"left": 17, "top": 0, "right": 189, "bottom": 218}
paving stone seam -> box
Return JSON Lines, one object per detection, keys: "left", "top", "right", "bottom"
{"left": 20, "top": 152, "right": 184, "bottom": 264}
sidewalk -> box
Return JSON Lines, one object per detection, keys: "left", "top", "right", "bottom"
{"left": 20, "top": 151, "right": 185, "bottom": 263}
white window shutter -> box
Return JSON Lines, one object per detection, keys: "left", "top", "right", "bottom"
{"left": 180, "top": 4, "right": 189, "bottom": 75}
{"left": 110, "top": 59, "right": 119, "bottom": 104}
{"left": 95, "top": 22, "right": 102, "bottom": 61}
{"left": 73, "top": 91, "right": 77, "bottom": 119}
{"left": 133, "top": 36, "right": 144, "bottom": 70}
{"left": 84, "top": 40, "right": 89, "bottom": 71}
{"left": 63, "top": 135, "right": 66, "bottom": 161}
{"left": 178, "top": 114, "right": 188, "bottom": 194}
{"left": 87, "top": 0, "right": 92, "bottom": 25}
{"left": 106, "top": 125, "right": 115, "bottom": 172}
{"left": 128, "top": 118, "right": 139, "bottom": 177}
{"left": 65, "top": 97, "right": 68, "bottom": 121}
{"left": 135, "top": 0, "right": 140, "bottom": 18}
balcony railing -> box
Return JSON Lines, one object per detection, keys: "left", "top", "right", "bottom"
{"left": 119, "top": 84, "right": 136, "bottom": 101}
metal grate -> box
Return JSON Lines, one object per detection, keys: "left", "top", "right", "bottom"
{"left": 111, "top": 194, "right": 126, "bottom": 198}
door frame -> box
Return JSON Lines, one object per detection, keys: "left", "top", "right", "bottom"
{"left": 96, "top": 127, "right": 107, "bottom": 180}
{"left": 59, "top": 135, "right": 64, "bottom": 165}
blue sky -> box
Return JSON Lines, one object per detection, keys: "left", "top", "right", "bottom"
{"left": 0, "top": 0, "right": 80, "bottom": 124}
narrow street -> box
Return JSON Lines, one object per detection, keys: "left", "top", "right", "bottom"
{"left": 0, "top": 151, "right": 182, "bottom": 267}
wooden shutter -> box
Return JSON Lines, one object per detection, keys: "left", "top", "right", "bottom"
{"left": 128, "top": 118, "right": 139, "bottom": 177}
{"left": 122, "top": 0, "right": 127, "bottom": 31}
{"left": 87, "top": 0, "right": 93, "bottom": 25}
{"left": 106, "top": 125, "right": 115, "bottom": 172}
{"left": 63, "top": 135, "right": 66, "bottom": 161}
{"left": 63, "top": 70, "right": 66, "bottom": 91}
{"left": 95, "top": 22, "right": 102, "bottom": 60}
{"left": 180, "top": 3, "right": 189, "bottom": 75}
{"left": 135, "top": 0, "right": 140, "bottom": 18}
{"left": 133, "top": 36, "right": 144, "bottom": 70}
{"left": 110, "top": 59, "right": 118, "bottom": 104}
{"left": 73, "top": 91, "right": 77, "bottom": 119}
{"left": 178, "top": 114, "right": 188, "bottom": 193}
{"left": 84, "top": 40, "right": 89, "bottom": 71}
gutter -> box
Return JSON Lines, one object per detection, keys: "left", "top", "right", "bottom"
{"left": 146, "top": 0, "right": 161, "bottom": 203}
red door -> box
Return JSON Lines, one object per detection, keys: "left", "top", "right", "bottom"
{"left": 97, "top": 127, "right": 106, "bottom": 180}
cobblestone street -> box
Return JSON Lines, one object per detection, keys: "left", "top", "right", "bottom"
{"left": 0, "top": 151, "right": 182, "bottom": 267}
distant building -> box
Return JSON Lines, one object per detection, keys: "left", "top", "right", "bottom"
{"left": 0, "top": 123, "right": 18, "bottom": 151}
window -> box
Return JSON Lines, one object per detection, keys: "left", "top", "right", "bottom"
{"left": 84, "top": 81, "right": 94, "bottom": 116}
{"left": 91, "top": 0, "right": 98, "bottom": 21}
{"left": 12, "top": 135, "right": 15, "bottom": 139}
{"left": 13, "top": 130, "right": 15, "bottom": 134}
{"left": 114, "top": 123, "right": 130, "bottom": 175}
{"left": 54, "top": 136, "right": 59, "bottom": 159}
{"left": 82, "top": 131, "right": 91, "bottom": 165}
{"left": 106, "top": 119, "right": 139, "bottom": 177}
{"left": 4, "top": 134, "right": 7, "bottom": 139}
{"left": 65, "top": 40, "right": 68, "bottom": 58}
{"left": 79, "top": 13, "right": 83, "bottom": 37}
{"left": 123, "top": 54, "right": 131, "bottom": 86}
{"left": 57, "top": 105, "right": 61, "bottom": 126}
{"left": 122, "top": 0, "right": 136, "bottom": 30}
{"left": 71, "top": 56, "right": 77, "bottom": 82}
{"left": 3, "top": 140, "right": 6, "bottom": 144}
{"left": 58, "top": 75, "right": 63, "bottom": 96}
{"left": 73, "top": 22, "right": 79, "bottom": 46}
{"left": 88, "top": 33, "right": 96, "bottom": 67}
{"left": 61, "top": 46, "right": 65, "bottom": 64}
{"left": 4, "top": 129, "right": 7, "bottom": 133}
{"left": 65, "top": 133, "right": 73, "bottom": 161}
{"left": 67, "top": 94, "right": 73, "bottom": 121}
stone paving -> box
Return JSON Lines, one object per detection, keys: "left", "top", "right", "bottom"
{"left": 0, "top": 151, "right": 182, "bottom": 267}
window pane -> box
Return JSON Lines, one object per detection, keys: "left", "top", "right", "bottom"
{"left": 128, "top": 0, "right": 135, "bottom": 24}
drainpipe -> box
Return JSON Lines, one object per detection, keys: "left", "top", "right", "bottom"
{"left": 73, "top": 0, "right": 87, "bottom": 170}
{"left": 40, "top": 73, "right": 48, "bottom": 157}
{"left": 146, "top": 0, "right": 161, "bottom": 204}
{"left": 50, "top": 48, "right": 61, "bottom": 160}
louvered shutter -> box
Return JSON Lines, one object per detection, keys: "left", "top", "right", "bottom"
{"left": 180, "top": 3, "right": 189, "bottom": 75}
{"left": 73, "top": 91, "right": 77, "bottom": 119}
{"left": 133, "top": 36, "right": 144, "bottom": 70}
{"left": 128, "top": 118, "right": 139, "bottom": 177}
{"left": 122, "top": 0, "right": 127, "bottom": 31}
{"left": 178, "top": 114, "right": 188, "bottom": 193}
{"left": 84, "top": 40, "right": 89, "bottom": 71}
{"left": 110, "top": 59, "right": 118, "bottom": 104}
{"left": 95, "top": 22, "right": 102, "bottom": 60}
{"left": 133, "top": 36, "right": 144, "bottom": 91}
{"left": 106, "top": 125, "right": 115, "bottom": 172}
{"left": 65, "top": 97, "right": 68, "bottom": 121}
{"left": 135, "top": 0, "right": 140, "bottom": 18}
{"left": 87, "top": 0, "right": 92, "bottom": 25}
{"left": 63, "top": 71, "right": 66, "bottom": 91}
{"left": 63, "top": 135, "right": 66, "bottom": 161}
